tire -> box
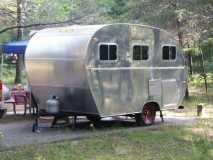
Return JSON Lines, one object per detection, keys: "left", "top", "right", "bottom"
{"left": 135, "top": 113, "right": 143, "bottom": 126}
{"left": 135, "top": 104, "right": 156, "bottom": 126}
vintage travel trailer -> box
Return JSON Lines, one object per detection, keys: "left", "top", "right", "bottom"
{"left": 25, "top": 24, "right": 187, "bottom": 126}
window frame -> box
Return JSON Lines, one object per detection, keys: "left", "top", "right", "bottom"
{"left": 161, "top": 44, "right": 177, "bottom": 61}
{"left": 98, "top": 43, "right": 118, "bottom": 62}
{"left": 132, "top": 44, "right": 150, "bottom": 61}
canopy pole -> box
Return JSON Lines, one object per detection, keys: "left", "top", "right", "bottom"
{"left": 1, "top": 53, "right": 3, "bottom": 80}
{"left": 0, "top": 53, "right": 4, "bottom": 106}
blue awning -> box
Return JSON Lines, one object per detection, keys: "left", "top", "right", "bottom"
{"left": 1, "top": 40, "right": 29, "bottom": 54}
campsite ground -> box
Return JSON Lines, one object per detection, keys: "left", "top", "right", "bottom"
{"left": 0, "top": 85, "right": 212, "bottom": 160}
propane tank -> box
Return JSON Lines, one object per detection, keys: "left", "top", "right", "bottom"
{"left": 46, "top": 96, "right": 59, "bottom": 114}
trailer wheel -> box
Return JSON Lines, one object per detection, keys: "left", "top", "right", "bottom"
{"left": 87, "top": 115, "right": 101, "bottom": 123}
{"left": 135, "top": 114, "right": 143, "bottom": 126}
{"left": 135, "top": 104, "right": 156, "bottom": 126}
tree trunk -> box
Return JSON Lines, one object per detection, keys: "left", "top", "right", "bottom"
{"left": 187, "top": 43, "right": 193, "bottom": 75}
{"left": 176, "top": 19, "right": 183, "bottom": 47}
{"left": 175, "top": 2, "right": 189, "bottom": 98}
{"left": 15, "top": 0, "right": 22, "bottom": 84}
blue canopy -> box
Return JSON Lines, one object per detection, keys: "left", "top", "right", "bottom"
{"left": 2, "top": 40, "right": 28, "bottom": 54}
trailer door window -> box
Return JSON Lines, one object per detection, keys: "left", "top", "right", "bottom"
{"left": 133, "top": 45, "right": 149, "bottom": 60}
{"left": 99, "top": 44, "right": 117, "bottom": 61}
{"left": 162, "top": 46, "right": 176, "bottom": 60}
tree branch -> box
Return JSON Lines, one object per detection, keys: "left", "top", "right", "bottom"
{"left": 0, "top": 7, "right": 17, "bottom": 14}
{"left": 0, "top": 19, "right": 80, "bottom": 34}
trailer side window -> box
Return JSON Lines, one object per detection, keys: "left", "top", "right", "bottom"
{"left": 100, "top": 45, "right": 108, "bottom": 60}
{"left": 170, "top": 46, "right": 176, "bottom": 59}
{"left": 162, "top": 46, "right": 176, "bottom": 60}
{"left": 99, "top": 44, "right": 117, "bottom": 61}
{"left": 133, "top": 45, "right": 149, "bottom": 60}
{"left": 109, "top": 45, "right": 117, "bottom": 60}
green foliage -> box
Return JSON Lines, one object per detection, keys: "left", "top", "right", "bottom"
{"left": 104, "top": 0, "right": 128, "bottom": 18}
{"left": 0, "top": 132, "right": 3, "bottom": 140}
{"left": 26, "top": 0, "right": 73, "bottom": 23}
{"left": 0, "top": 0, "right": 212, "bottom": 41}
{"left": 200, "top": 38, "right": 213, "bottom": 72}
{"left": 0, "top": 32, "right": 15, "bottom": 43}
{"left": 184, "top": 39, "right": 213, "bottom": 74}
{"left": 189, "top": 74, "right": 213, "bottom": 89}
{"left": 200, "top": 43, "right": 213, "bottom": 74}
{"left": 184, "top": 48, "right": 203, "bottom": 73}
{"left": 2, "top": 63, "right": 16, "bottom": 85}
{"left": 184, "top": 47, "right": 200, "bottom": 55}
{"left": 2, "top": 62, "right": 27, "bottom": 86}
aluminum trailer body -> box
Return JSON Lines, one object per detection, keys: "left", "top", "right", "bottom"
{"left": 25, "top": 24, "right": 187, "bottom": 120}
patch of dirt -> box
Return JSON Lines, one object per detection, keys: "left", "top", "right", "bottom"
{"left": 190, "top": 127, "right": 213, "bottom": 138}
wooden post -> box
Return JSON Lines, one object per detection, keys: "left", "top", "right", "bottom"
{"left": 197, "top": 104, "right": 203, "bottom": 116}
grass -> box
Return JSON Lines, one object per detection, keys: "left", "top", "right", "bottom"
{"left": 182, "top": 93, "right": 213, "bottom": 109}
{"left": 0, "top": 132, "right": 3, "bottom": 141}
{"left": 0, "top": 126, "right": 213, "bottom": 160}
{"left": 170, "top": 84, "right": 213, "bottom": 118}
